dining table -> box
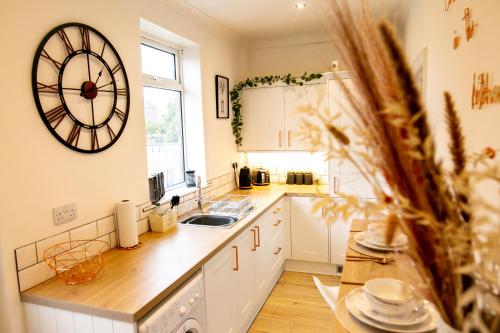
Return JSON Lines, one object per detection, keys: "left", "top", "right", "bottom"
{"left": 331, "top": 219, "right": 426, "bottom": 333}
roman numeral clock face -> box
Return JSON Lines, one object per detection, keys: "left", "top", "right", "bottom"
{"left": 32, "top": 23, "right": 130, "bottom": 153}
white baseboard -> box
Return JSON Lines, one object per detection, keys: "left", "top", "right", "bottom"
{"left": 284, "top": 260, "right": 342, "bottom": 276}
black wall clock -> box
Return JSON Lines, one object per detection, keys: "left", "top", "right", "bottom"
{"left": 32, "top": 22, "right": 130, "bottom": 153}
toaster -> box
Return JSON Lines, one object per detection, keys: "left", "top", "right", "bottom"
{"left": 252, "top": 168, "right": 270, "bottom": 186}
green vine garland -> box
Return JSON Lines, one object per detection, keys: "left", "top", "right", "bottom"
{"left": 230, "top": 72, "right": 323, "bottom": 145}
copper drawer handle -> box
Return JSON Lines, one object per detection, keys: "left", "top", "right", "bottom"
{"left": 278, "top": 131, "right": 283, "bottom": 147}
{"left": 251, "top": 229, "right": 257, "bottom": 251}
{"left": 232, "top": 246, "right": 239, "bottom": 271}
{"left": 288, "top": 131, "right": 291, "bottom": 147}
{"left": 273, "top": 207, "right": 282, "bottom": 214}
{"left": 274, "top": 247, "right": 282, "bottom": 255}
{"left": 273, "top": 219, "right": 282, "bottom": 227}
{"left": 255, "top": 226, "right": 261, "bottom": 247}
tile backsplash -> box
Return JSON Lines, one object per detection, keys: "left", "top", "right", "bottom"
{"left": 14, "top": 171, "right": 236, "bottom": 292}
{"left": 247, "top": 152, "right": 328, "bottom": 184}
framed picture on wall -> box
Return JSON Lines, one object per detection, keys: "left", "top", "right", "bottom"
{"left": 215, "top": 75, "right": 229, "bottom": 119}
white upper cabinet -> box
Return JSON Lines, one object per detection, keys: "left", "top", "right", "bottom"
{"left": 239, "top": 86, "right": 285, "bottom": 151}
{"left": 290, "top": 197, "right": 329, "bottom": 263}
{"left": 284, "top": 83, "right": 329, "bottom": 150}
{"left": 238, "top": 81, "right": 329, "bottom": 151}
{"left": 328, "top": 78, "right": 376, "bottom": 199}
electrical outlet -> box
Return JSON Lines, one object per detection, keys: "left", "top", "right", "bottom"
{"left": 53, "top": 203, "right": 77, "bottom": 225}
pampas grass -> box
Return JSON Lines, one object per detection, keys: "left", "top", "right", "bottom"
{"left": 445, "top": 92, "right": 467, "bottom": 176}
{"left": 297, "top": 1, "right": 499, "bottom": 331}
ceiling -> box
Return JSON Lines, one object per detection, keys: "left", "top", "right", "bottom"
{"left": 183, "top": 0, "right": 407, "bottom": 41}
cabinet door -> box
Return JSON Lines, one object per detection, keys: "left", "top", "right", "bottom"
{"left": 330, "top": 204, "right": 353, "bottom": 265}
{"left": 328, "top": 78, "right": 376, "bottom": 199}
{"left": 290, "top": 197, "right": 329, "bottom": 263}
{"left": 252, "top": 219, "right": 271, "bottom": 302}
{"left": 239, "top": 87, "right": 285, "bottom": 151}
{"left": 204, "top": 245, "right": 237, "bottom": 333}
{"left": 234, "top": 228, "right": 256, "bottom": 332}
{"left": 284, "top": 83, "right": 329, "bottom": 150}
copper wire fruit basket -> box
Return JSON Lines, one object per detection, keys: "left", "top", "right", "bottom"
{"left": 44, "top": 240, "right": 109, "bottom": 285}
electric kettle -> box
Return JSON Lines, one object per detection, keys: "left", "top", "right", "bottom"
{"left": 239, "top": 167, "right": 253, "bottom": 189}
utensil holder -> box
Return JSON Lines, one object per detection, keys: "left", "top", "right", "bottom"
{"left": 149, "top": 210, "right": 177, "bottom": 232}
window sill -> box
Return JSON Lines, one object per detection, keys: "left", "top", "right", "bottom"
{"left": 158, "top": 185, "right": 197, "bottom": 204}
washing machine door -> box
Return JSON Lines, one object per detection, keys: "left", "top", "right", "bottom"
{"left": 176, "top": 318, "right": 203, "bottom": 333}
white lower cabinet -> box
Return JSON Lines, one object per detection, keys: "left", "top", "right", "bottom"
{"left": 290, "top": 197, "right": 329, "bottom": 263}
{"left": 24, "top": 303, "right": 136, "bottom": 333}
{"left": 204, "top": 244, "right": 238, "bottom": 333}
{"left": 235, "top": 226, "right": 257, "bottom": 332}
{"left": 204, "top": 199, "right": 286, "bottom": 333}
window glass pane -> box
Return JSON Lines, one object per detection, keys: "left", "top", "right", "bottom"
{"left": 144, "top": 87, "right": 185, "bottom": 187}
{"left": 141, "top": 44, "right": 176, "bottom": 80}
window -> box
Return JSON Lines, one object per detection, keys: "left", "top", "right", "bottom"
{"left": 141, "top": 38, "right": 185, "bottom": 188}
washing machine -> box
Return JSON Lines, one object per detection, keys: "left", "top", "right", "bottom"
{"left": 138, "top": 270, "right": 206, "bottom": 333}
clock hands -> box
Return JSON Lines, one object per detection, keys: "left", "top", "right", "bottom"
{"left": 85, "top": 53, "right": 96, "bottom": 126}
{"left": 94, "top": 66, "right": 104, "bottom": 85}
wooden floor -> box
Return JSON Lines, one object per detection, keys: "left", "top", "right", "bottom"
{"left": 248, "top": 271, "right": 340, "bottom": 333}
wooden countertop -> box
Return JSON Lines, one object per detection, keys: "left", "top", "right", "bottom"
{"left": 21, "top": 184, "right": 327, "bottom": 322}
{"left": 331, "top": 220, "right": 423, "bottom": 333}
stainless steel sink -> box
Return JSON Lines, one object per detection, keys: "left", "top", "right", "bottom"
{"left": 179, "top": 214, "right": 239, "bottom": 228}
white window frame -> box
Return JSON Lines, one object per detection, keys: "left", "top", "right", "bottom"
{"left": 141, "top": 37, "right": 183, "bottom": 91}
{"left": 141, "top": 37, "right": 187, "bottom": 189}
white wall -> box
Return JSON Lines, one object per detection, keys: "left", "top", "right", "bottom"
{"left": 247, "top": 33, "right": 336, "bottom": 77}
{"left": 0, "top": 0, "right": 245, "bottom": 331}
{"left": 404, "top": 0, "right": 500, "bottom": 165}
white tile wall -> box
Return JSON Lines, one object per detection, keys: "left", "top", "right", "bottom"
{"left": 18, "top": 262, "right": 56, "bottom": 292}
{"left": 137, "top": 218, "right": 150, "bottom": 235}
{"left": 97, "top": 216, "right": 116, "bottom": 237}
{"left": 70, "top": 223, "right": 98, "bottom": 242}
{"left": 109, "top": 232, "right": 118, "bottom": 249}
{"left": 36, "top": 232, "right": 70, "bottom": 262}
{"left": 15, "top": 244, "right": 37, "bottom": 270}
{"left": 247, "top": 151, "right": 328, "bottom": 182}
{"left": 15, "top": 172, "right": 236, "bottom": 292}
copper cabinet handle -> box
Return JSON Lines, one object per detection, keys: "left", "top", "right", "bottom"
{"left": 288, "top": 131, "right": 291, "bottom": 147}
{"left": 273, "top": 207, "right": 282, "bottom": 214}
{"left": 232, "top": 246, "right": 239, "bottom": 271}
{"left": 333, "top": 176, "right": 339, "bottom": 193}
{"left": 251, "top": 229, "right": 257, "bottom": 251}
{"left": 278, "top": 131, "right": 283, "bottom": 147}
{"left": 273, "top": 219, "right": 282, "bottom": 227}
{"left": 274, "top": 247, "right": 282, "bottom": 255}
{"left": 255, "top": 226, "right": 261, "bottom": 247}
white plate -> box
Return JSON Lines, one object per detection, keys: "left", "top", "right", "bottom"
{"left": 365, "top": 232, "right": 408, "bottom": 248}
{"left": 345, "top": 288, "right": 438, "bottom": 333}
{"left": 354, "top": 232, "right": 406, "bottom": 252}
{"left": 356, "top": 289, "right": 430, "bottom": 326}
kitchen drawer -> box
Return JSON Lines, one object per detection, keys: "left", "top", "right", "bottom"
{"left": 269, "top": 198, "right": 284, "bottom": 216}
{"left": 261, "top": 198, "right": 285, "bottom": 223}
{"left": 269, "top": 213, "right": 285, "bottom": 239}
{"left": 269, "top": 228, "right": 285, "bottom": 277}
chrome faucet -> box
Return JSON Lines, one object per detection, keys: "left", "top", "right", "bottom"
{"left": 196, "top": 176, "right": 204, "bottom": 213}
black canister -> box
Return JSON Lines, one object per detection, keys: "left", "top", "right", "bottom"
{"left": 185, "top": 170, "right": 196, "bottom": 187}
{"left": 295, "top": 172, "right": 304, "bottom": 185}
{"left": 304, "top": 172, "right": 313, "bottom": 185}
{"left": 286, "top": 172, "right": 295, "bottom": 185}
